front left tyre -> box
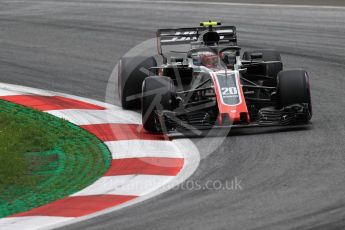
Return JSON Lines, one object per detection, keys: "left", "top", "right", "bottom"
{"left": 141, "top": 76, "right": 176, "bottom": 132}
{"left": 118, "top": 56, "right": 157, "bottom": 109}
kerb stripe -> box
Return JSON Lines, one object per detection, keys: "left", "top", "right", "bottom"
{"left": 81, "top": 123, "right": 168, "bottom": 141}
{"left": 105, "top": 157, "right": 184, "bottom": 176}
{"left": 0, "top": 95, "right": 105, "bottom": 111}
{"left": 10, "top": 195, "right": 136, "bottom": 218}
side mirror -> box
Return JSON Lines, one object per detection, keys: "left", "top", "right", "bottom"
{"left": 250, "top": 53, "right": 263, "bottom": 60}
{"left": 239, "top": 68, "right": 247, "bottom": 74}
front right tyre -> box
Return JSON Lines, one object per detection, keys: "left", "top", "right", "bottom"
{"left": 277, "top": 69, "right": 312, "bottom": 122}
{"left": 243, "top": 49, "right": 283, "bottom": 86}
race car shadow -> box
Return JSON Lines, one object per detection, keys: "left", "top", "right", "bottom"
{"left": 227, "top": 124, "right": 312, "bottom": 137}
{"left": 169, "top": 124, "right": 312, "bottom": 139}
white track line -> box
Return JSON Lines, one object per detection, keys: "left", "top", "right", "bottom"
{"left": 0, "top": 84, "right": 54, "bottom": 97}
{"left": 0, "top": 88, "right": 23, "bottom": 96}
{"left": 113, "top": 0, "right": 345, "bottom": 9}
{"left": 0, "top": 217, "right": 73, "bottom": 230}
{"left": 106, "top": 140, "right": 183, "bottom": 159}
{"left": 48, "top": 109, "right": 141, "bottom": 125}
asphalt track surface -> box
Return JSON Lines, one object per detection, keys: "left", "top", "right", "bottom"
{"left": 1, "top": 0, "right": 345, "bottom": 229}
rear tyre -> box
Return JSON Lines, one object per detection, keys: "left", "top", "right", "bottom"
{"left": 243, "top": 49, "right": 283, "bottom": 85}
{"left": 119, "top": 56, "right": 157, "bottom": 109}
{"left": 141, "top": 76, "right": 176, "bottom": 132}
{"left": 277, "top": 70, "right": 312, "bottom": 122}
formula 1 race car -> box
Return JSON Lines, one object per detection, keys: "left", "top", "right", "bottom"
{"left": 119, "top": 21, "right": 312, "bottom": 133}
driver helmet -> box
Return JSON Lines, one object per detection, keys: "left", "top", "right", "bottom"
{"left": 200, "top": 52, "right": 218, "bottom": 68}
{"left": 220, "top": 50, "right": 237, "bottom": 68}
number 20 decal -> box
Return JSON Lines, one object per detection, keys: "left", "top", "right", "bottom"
{"left": 221, "top": 87, "right": 238, "bottom": 96}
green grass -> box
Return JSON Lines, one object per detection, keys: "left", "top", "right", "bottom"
{"left": 0, "top": 100, "right": 111, "bottom": 217}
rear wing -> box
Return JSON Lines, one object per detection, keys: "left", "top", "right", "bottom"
{"left": 156, "top": 26, "right": 237, "bottom": 54}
